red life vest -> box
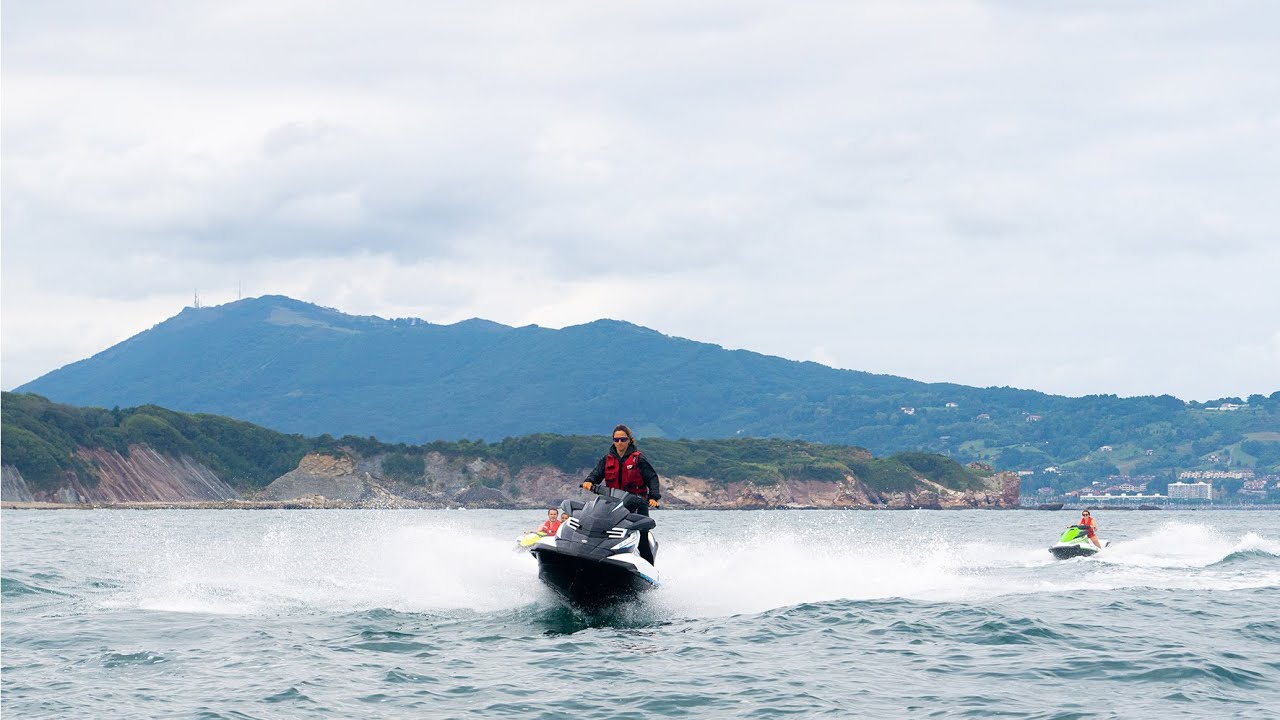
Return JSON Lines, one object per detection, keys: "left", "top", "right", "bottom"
{"left": 1080, "top": 516, "right": 1097, "bottom": 537}
{"left": 603, "top": 450, "right": 649, "bottom": 496}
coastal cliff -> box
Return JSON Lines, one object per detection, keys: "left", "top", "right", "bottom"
{"left": 2, "top": 393, "right": 1018, "bottom": 509}
{"left": 260, "top": 449, "right": 1020, "bottom": 509}
{"left": 2, "top": 448, "right": 1018, "bottom": 509}
{"left": 2, "top": 446, "right": 237, "bottom": 504}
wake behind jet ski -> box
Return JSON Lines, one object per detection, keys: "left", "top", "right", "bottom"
{"left": 1049, "top": 524, "right": 1109, "bottom": 559}
{"left": 528, "top": 485, "right": 659, "bottom": 608}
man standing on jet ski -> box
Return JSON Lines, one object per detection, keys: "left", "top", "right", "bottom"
{"left": 1079, "top": 510, "right": 1102, "bottom": 549}
{"left": 581, "top": 424, "right": 662, "bottom": 514}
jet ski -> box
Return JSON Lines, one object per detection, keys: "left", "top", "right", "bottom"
{"left": 528, "top": 485, "right": 659, "bottom": 608}
{"left": 1049, "top": 524, "right": 1109, "bottom": 559}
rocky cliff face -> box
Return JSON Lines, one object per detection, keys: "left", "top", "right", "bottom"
{"left": 251, "top": 452, "right": 545, "bottom": 508}
{"left": 662, "top": 471, "right": 1019, "bottom": 509}
{"left": 1, "top": 446, "right": 237, "bottom": 504}
{"left": 4, "top": 447, "right": 1019, "bottom": 509}
{"left": 259, "top": 454, "right": 366, "bottom": 502}
{"left": 250, "top": 451, "right": 1020, "bottom": 510}
{"left": 2, "top": 465, "right": 37, "bottom": 503}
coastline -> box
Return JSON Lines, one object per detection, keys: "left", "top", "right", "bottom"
{"left": 5, "top": 501, "right": 1278, "bottom": 511}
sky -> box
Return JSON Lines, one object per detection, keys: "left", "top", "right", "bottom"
{"left": 3, "top": 1, "right": 1278, "bottom": 401}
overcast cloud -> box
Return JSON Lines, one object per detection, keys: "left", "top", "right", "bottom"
{"left": 3, "top": 0, "right": 1278, "bottom": 400}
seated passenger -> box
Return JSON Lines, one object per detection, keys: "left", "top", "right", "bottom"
{"left": 537, "top": 508, "right": 562, "bottom": 535}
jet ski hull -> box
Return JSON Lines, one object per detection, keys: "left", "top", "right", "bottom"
{"left": 532, "top": 546, "right": 657, "bottom": 609}
{"left": 1049, "top": 538, "right": 1108, "bottom": 559}
{"left": 1049, "top": 543, "right": 1099, "bottom": 559}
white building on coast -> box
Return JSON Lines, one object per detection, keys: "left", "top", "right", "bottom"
{"left": 1167, "top": 481, "right": 1213, "bottom": 500}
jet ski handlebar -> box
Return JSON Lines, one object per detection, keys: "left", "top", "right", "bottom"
{"left": 586, "top": 484, "right": 649, "bottom": 512}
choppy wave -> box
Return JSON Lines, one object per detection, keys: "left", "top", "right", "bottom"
{"left": 6, "top": 509, "right": 1280, "bottom": 719}
{"left": 1, "top": 576, "right": 66, "bottom": 598}
{"left": 64, "top": 513, "right": 1279, "bottom": 619}
{"left": 1098, "top": 522, "right": 1280, "bottom": 568}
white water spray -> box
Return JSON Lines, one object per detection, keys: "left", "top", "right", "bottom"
{"left": 95, "top": 512, "right": 1280, "bottom": 618}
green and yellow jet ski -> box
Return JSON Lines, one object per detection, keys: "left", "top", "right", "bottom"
{"left": 1049, "top": 524, "right": 1109, "bottom": 559}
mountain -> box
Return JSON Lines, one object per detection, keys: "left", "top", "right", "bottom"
{"left": 15, "top": 296, "right": 1280, "bottom": 488}
{"left": 14, "top": 295, "right": 926, "bottom": 441}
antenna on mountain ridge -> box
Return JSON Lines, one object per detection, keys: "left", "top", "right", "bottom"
{"left": 194, "top": 289, "right": 202, "bottom": 309}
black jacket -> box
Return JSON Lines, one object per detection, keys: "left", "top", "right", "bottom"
{"left": 585, "top": 444, "right": 661, "bottom": 500}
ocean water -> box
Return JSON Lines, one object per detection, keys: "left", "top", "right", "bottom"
{"left": 3, "top": 509, "right": 1278, "bottom": 719}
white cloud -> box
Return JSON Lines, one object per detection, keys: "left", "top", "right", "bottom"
{"left": 3, "top": 0, "right": 1278, "bottom": 400}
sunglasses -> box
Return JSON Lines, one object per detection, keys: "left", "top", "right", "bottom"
{"left": 613, "top": 437, "right": 630, "bottom": 442}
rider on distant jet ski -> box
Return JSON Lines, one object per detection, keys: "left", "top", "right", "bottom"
{"left": 581, "top": 424, "right": 661, "bottom": 562}
{"left": 1079, "top": 510, "right": 1102, "bottom": 549}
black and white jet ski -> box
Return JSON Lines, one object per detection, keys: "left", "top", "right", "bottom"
{"left": 1048, "top": 524, "right": 1109, "bottom": 559}
{"left": 528, "top": 485, "right": 659, "bottom": 608}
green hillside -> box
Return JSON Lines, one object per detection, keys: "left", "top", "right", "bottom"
{"left": 1, "top": 392, "right": 990, "bottom": 496}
